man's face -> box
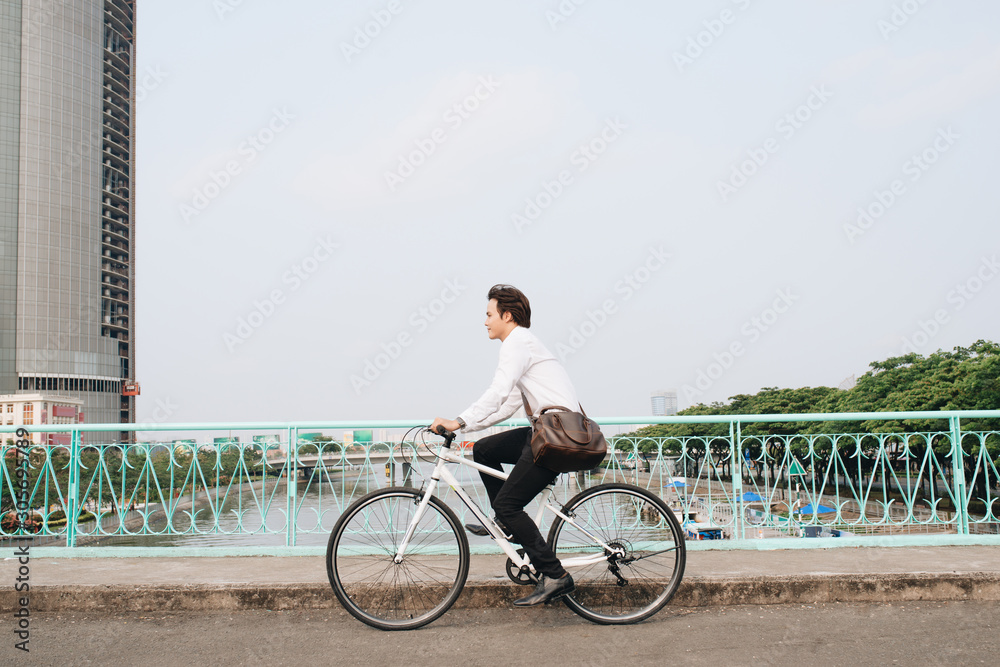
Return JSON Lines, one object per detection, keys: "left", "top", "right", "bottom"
{"left": 484, "top": 299, "right": 513, "bottom": 340}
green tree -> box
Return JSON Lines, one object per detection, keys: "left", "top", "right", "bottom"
{"left": 626, "top": 340, "right": 1000, "bottom": 504}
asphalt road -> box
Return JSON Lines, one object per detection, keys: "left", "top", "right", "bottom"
{"left": 7, "top": 601, "right": 997, "bottom": 666}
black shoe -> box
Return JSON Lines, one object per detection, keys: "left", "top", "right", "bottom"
{"left": 513, "top": 574, "right": 575, "bottom": 607}
{"left": 465, "top": 517, "right": 513, "bottom": 540}
{"left": 464, "top": 523, "right": 490, "bottom": 537}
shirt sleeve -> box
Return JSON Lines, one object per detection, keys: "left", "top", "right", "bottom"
{"left": 457, "top": 333, "right": 531, "bottom": 432}
{"left": 463, "top": 392, "right": 523, "bottom": 433}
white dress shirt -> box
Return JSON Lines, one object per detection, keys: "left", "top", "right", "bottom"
{"left": 458, "top": 325, "right": 581, "bottom": 433}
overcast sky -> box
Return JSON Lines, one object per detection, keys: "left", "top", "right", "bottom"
{"left": 134, "top": 1, "right": 1000, "bottom": 433}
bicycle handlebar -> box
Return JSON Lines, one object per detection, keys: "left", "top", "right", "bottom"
{"left": 429, "top": 426, "right": 456, "bottom": 447}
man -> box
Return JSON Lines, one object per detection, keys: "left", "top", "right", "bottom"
{"left": 430, "top": 284, "right": 580, "bottom": 607}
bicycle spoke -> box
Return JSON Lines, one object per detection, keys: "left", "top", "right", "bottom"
{"left": 328, "top": 489, "right": 469, "bottom": 630}
{"left": 630, "top": 546, "right": 682, "bottom": 561}
{"left": 549, "top": 484, "right": 685, "bottom": 624}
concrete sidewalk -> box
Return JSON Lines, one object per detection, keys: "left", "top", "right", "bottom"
{"left": 3, "top": 546, "right": 1000, "bottom": 612}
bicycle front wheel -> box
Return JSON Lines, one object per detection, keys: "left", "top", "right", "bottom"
{"left": 327, "top": 487, "right": 470, "bottom": 631}
{"left": 548, "top": 483, "right": 686, "bottom": 624}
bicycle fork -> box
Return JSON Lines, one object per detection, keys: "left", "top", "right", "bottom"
{"left": 393, "top": 475, "right": 441, "bottom": 564}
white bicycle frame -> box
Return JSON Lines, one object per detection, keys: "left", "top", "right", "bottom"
{"left": 393, "top": 439, "right": 622, "bottom": 573}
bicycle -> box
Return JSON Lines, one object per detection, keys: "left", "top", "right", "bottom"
{"left": 326, "top": 427, "right": 686, "bottom": 631}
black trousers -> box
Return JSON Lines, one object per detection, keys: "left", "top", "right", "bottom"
{"left": 472, "top": 427, "right": 566, "bottom": 579}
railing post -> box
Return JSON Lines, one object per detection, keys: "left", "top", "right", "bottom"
{"left": 286, "top": 427, "right": 298, "bottom": 547}
{"left": 949, "top": 415, "right": 968, "bottom": 535}
{"left": 66, "top": 428, "right": 81, "bottom": 548}
{"left": 631, "top": 438, "right": 639, "bottom": 487}
{"left": 731, "top": 421, "right": 744, "bottom": 541}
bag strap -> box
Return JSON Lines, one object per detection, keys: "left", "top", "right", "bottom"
{"left": 521, "top": 389, "right": 587, "bottom": 420}
{"left": 521, "top": 391, "right": 590, "bottom": 420}
{"left": 546, "top": 404, "right": 588, "bottom": 418}
{"left": 539, "top": 405, "right": 573, "bottom": 415}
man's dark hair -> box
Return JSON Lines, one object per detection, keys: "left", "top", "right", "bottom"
{"left": 488, "top": 284, "right": 531, "bottom": 328}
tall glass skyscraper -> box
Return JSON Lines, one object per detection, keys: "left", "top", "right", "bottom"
{"left": 651, "top": 390, "right": 678, "bottom": 417}
{"left": 1, "top": 0, "right": 136, "bottom": 441}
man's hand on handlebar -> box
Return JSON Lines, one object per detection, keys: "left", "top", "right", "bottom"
{"left": 429, "top": 417, "right": 461, "bottom": 435}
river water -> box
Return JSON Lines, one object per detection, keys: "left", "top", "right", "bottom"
{"left": 73, "top": 461, "right": 587, "bottom": 549}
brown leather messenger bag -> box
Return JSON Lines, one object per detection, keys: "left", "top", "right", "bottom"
{"left": 521, "top": 391, "right": 608, "bottom": 473}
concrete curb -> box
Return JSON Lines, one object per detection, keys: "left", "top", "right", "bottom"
{"left": 10, "top": 573, "right": 1000, "bottom": 613}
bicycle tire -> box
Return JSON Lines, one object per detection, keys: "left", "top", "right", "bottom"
{"left": 327, "top": 487, "right": 470, "bottom": 631}
{"left": 547, "top": 482, "right": 686, "bottom": 625}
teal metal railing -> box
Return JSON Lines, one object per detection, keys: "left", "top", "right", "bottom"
{"left": 1, "top": 411, "right": 998, "bottom": 555}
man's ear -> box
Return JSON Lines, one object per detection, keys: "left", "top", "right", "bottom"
{"left": 501, "top": 310, "right": 514, "bottom": 323}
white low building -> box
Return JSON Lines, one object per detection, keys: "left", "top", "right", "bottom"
{"left": 0, "top": 394, "right": 85, "bottom": 445}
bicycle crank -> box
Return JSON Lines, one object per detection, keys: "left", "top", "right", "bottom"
{"left": 505, "top": 549, "right": 538, "bottom": 585}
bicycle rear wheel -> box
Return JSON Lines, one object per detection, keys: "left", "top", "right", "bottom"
{"left": 548, "top": 483, "right": 685, "bottom": 624}
{"left": 327, "top": 487, "right": 469, "bottom": 631}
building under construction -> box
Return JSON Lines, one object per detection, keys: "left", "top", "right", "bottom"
{"left": 1, "top": 0, "right": 138, "bottom": 442}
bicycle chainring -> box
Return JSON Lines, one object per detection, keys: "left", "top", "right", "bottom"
{"left": 505, "top": 549, "right": 537, "bottom": 585}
